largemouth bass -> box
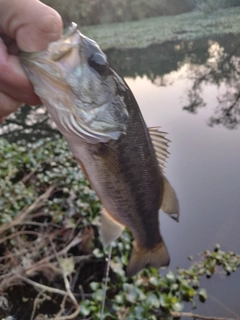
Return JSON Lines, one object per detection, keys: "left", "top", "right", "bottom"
{"left": 20, "top": 23, "right": 179, "bottom": 277}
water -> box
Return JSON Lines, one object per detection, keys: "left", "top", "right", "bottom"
{"left": 123, "top": 38, "right": 240, "bottom": 318}
{"left": 1, "top": 34, "right": 240, "bottom": 318}
{"left": 125, "top": 74, "right": 240, "bottom": 318}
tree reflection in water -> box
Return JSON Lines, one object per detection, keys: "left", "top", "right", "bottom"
{"left": 1, "top": 34, "right": 240, "bottom": 143}
{"left": 107, "top": 34, "right": 240, "bottom": 130}
{"left": 183, "top": 38, "right": 240, "bottom": 129}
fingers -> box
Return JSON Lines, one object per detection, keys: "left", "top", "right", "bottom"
{"left": 0, "top": 91, "right": 22, "bottom": 122}
{"left": 0, "top": 0, "right": 63, "bottom": 51}
{"left": 0, "top": 38, "right": 41, "bottom": 105}
{"left": 0, "top": 0, "right": 63, "bottom": 119}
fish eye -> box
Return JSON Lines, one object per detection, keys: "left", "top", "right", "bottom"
{"left": 88, "top": 53, "right": 108, "bottom": 75}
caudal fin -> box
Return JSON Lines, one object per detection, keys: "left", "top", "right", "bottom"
{"left": 126, "top": 241, "right": 170, "bottom": 277}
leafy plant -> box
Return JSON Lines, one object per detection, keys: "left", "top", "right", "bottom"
{"left": 79, "top": 243, "right": 240, "bottom": 319}
{"left": 0, "top": 137, "right": 239, "bottom": 319}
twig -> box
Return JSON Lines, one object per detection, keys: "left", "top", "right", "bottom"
{"left": 53, "top": 293, "right": 68, "bottom": 320}
{"left": 208, "top": 294, "right": 239, "bottom": 319}
{"left": 17, "top": 275, "right": 67, "bottom": 296}
{"left": 171, "top": 311, "right": 235, "bottom": 320}
{"left": 20, "top": 161, "right": 43, "bottom": 184}
{"left": 0, "top": 273, "right": 21, "bottom": 291}
{"left": 0, "top": 164, "right": 13, "bottom": 196}
{"left": 53, "top": 305, "right": 81, "bottom": 320}
{"left": 0, "top": 184, "right": 55, "bottom": 235}
{"left": 30, "top": 290, "right": 50, "bottom": 320}
{"left": 49, "top": 237, "right": 81, "bottom": 320}
{"left": 30, "top": 232, "right": 84, "bottom": 271}
{"left": 0, "top": 230, "right": 41, "bottom": 245}
{"left": 100, "top": 244, "right": 113, "bottom": 320}
{"left": 63, "top": 273, "right": 78, "bottom": 305}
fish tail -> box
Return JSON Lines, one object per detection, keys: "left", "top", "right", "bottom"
{"left": 126, "top": 241, "right": 170, "bottom": 277}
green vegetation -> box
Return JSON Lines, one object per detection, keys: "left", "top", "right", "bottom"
{"left": 42, "top": 0, "right": 194, "bottom": 26}
{"left": 80, "top": 244, "right": 240, "bottom": 319}
{"left": 80, "top": 6, "right": 240, "bottom": 50}
{"left": 1, "top": 137, "right": 240, "bottom": 319}
{"left": 42, "top": 0, "right": 240, "bottom": 26}
{"left": 195, "top": 0, "right": 240, "bottom": 13}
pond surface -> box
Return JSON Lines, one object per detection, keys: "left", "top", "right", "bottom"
{"left": 123, "top": 37, "right": 240, "bottom": 318}
{"left": 1, "top": 34, "right": 240, "bottom": 318}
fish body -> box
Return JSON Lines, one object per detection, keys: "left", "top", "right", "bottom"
{"left": 20, "top": 23, "right": 179, "bottom": 276}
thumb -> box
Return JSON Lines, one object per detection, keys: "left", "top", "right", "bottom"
{"left": 0, "top": 0, "right": 63, "bottom": 51}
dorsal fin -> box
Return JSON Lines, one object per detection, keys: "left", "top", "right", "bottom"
{"left": 148, "top": 127, "right": 170, "bottom": 171}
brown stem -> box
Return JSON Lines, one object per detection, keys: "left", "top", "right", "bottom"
{"left": 171, "top": 311, "right": 235, "bottom": 320}
{"left": 0, "top": 185, "right": 55, "bottom": 235}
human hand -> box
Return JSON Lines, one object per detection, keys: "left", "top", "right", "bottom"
{"left": 0, "top": 0, "right": 63, "bottom": 123}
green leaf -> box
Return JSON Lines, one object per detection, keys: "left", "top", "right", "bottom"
{"left": 92, "top": 289, "right": 104, "bottom": 302}
{"left": 79, "top": 300, "right": 91, "bottom": 316}
{"left": 166, "top": 271, "right": 176, "bottom": 282}
{"left": 146, "top": 293, "right": 160, "bottom": 308}
{"left": 172, "top": 301, "right": 184, "bottom": 312}
{"left": 90, "top": 282, "right": 100, "bottom": 291}
{"left": 92, "top": 248, "right": 104, "bottom": 258}
{"left": 133, "top": 305, "right": 144, "bottom": 319}
{"left": 125, "top": 286, "right": 138, "bottom": 303}
{"left": 198, "top": 288, "right": 208, "bottom": 302}
{"left": 149, "top": 276, "right": 160, "bottom": 287}
{"left": 115, "top": 294, "right": 125, "bottom": 304}
{"left": 160, "top": 293, "right": 171, "bottom": 308}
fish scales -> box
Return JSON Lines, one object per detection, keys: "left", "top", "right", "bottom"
{"left": 87, "top": 88, "right": 164, "bottom": 249}
{"left": 20, "top": 22, "right": 179, "bottom": 276}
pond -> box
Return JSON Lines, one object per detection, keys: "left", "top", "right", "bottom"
{"left": 1, "top": 33, "right": 240, "bottom": 318}
{"left": 121, "top": 37, "right": 240, "bottom": 318}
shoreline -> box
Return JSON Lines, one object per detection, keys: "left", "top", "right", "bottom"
{"left": 80, "top": 7, "right": 240, "bottom": 50}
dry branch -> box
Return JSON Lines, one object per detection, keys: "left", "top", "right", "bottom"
{"left": 0, "top": 184, "right": 55, "bottom": 235}
{"left": 171, "top": 311, "right": 235, "bottom": 320}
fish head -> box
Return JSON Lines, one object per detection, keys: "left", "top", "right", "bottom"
{"left": 20, "top": 23, "right": 129, "bottom": 143}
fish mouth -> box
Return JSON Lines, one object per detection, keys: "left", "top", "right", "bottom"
{"left": 20, "top": 23, "right": 81, "bottom": 79}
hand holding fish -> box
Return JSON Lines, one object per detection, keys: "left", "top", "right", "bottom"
{"left": 0, "top": 0, "right": 62, "bottom": 122}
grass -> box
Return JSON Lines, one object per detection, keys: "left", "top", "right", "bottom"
{"left": 80, "top": 7, "right": 240, "bottom": 50}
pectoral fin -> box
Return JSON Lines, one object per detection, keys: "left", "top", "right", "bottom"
{"left": 100, "top": 208, "right": 125, "bottom": 246}
{"left": 161, "top": 176, "right": 179, "bottom": 221}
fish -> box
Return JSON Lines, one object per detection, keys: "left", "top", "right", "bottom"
{"left": 20, "top": 23, "right": 179, "bottom": 277}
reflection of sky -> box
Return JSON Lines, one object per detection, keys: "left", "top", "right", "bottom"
{"left": 125, "top": 75, "right": 240, "bottom": 317}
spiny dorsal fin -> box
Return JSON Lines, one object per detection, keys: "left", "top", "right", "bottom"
{"left": 99, "top": 208, "right": 125, "bottom": 246}
{"left": 161, "top": 176, "right": 179, "bottom": 222}
{"left": 148, "top": 127, "right": 170, "bottom": 171}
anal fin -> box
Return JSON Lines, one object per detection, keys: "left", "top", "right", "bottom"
{"left": 161, "top": 176, "right": 179, "bottom": 221}
{"left": 100, "top": 208, "right": 125, "bottom": 246}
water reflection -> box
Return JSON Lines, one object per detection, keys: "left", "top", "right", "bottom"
{"left": 107, "top": 34, "right": 240, "bottom": 130}
{"left": 183, "top": 39, "right": 240, "bottom": 129}
{"left": 1, "top": 34, "right": 240, "bottom": 142}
